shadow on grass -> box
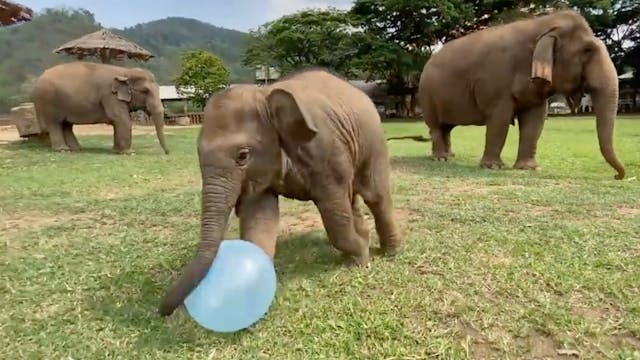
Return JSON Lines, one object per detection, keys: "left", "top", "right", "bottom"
{"left": 274, "top": 231, "right": 344, "bottom": 281}
{"left": 82, "top": 230, "right": 358, "bottom": 347}
{"left": 1, "top": 139, "right": 116, "bottom": 155}
{"left": 83, "top": 263, "right": 253, "bottom": 349}
{"left": 391, "top": 155, "right": 570, "bottom": 181}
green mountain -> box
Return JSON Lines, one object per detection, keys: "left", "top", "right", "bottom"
{"left": 0, "top": 8, "right": 253, "bottom": 113}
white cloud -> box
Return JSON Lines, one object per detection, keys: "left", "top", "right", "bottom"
{"left": 264, "top": 0, "right": 352, "bottom": 20}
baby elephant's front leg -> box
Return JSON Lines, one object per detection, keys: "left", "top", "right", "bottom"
{"left": 315, "top": 195, "right": 370, "bottom": 266}
{"left": 238, "top": 193, "right": 280, "bottom": 258}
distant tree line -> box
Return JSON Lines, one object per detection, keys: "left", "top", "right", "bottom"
{"left": 0, "top": 8, "right": 252, "bottom": 113}
{"left": 242, "top": 0, "right": 640, "bottom": 114}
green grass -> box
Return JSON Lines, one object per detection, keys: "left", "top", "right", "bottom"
{"left": 1, "top": 117, "right": 639, "bottom": 359}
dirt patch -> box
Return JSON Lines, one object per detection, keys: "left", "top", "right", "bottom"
{"left": 482, "top": 252, "right": 514, "bottom": 267}
{"left": 571, "top": 304, "right": 622, "bottom": 323}
{"left": 515, "top": 332, "right": 580, "bottom": 359}
{"left": 522, "top": 204, "right": 558, "bottom": 216}
{"left": 278, "top": 202, "right": 415, "bottom": 238}
{"left": 617, "top": 207, "right": 640, "bottom": 217}
{"left": 612, "top": 333, "right": 640, "bottom": 350}
{"left": 0, "top": 124, "right": 195, "bottom": 144}
{"left": 279, "top": 208, "right": 323, "bottom": 235}
{"left": 527, "top": 333, "right": 559, "bottom": 359}
{"left": 457, "top": 320, "right": 497, "bottom": 359}
{"left": 1, "top": 210, "right": 108, "bottom": 238}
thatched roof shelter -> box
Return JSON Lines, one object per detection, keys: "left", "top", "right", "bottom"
{"left": 0, "top": 0, "right": 33, "bottom": 26}
{"left": 53, "top": 29, "right": 154, "bottom": 63}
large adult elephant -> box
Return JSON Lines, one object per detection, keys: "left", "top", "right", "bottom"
{"left": 158, "top": 69, "right": 401, "bottom": 316}
{"left": 418, "top": 10, "right": 625, "bottom": 179}
{"left": 32, "top": 62, "right": 169, "bottom": 154}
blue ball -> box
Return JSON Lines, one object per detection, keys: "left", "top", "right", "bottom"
{"left": 184, "top": 239, "right": 277, "bottom": 332}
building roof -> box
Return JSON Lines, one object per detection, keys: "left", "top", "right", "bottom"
{"left": 54, "top": 29, "right": 154, "bottom": 63}
{"left": 159, "top": 85, "right": 194, "bottom": 101}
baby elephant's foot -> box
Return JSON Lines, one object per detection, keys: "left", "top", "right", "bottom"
{"left": 341, "top": 249, "right": 370, "bottom": 268}
{"left": 513, "top": 158, "right": 539, "bottom": 170}
{"left": 346, "top": 254, "right": 371, "bottom": 268}
{"left": 381, "top": 243, "right": 400, "bottom": 257}
{"left": 480, "top": 157, "right": 504, "bottom": 169}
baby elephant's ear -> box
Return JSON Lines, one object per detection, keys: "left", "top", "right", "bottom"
{"left": 266, "top": 88, "right": 318, "bottom": 145}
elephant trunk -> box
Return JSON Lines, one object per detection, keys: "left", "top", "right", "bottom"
{"left": 150, "top": 110, "right": 170, "bottom": 155}
{"left": 158, "top": 167, "right": 241, "bottom": 316}
{"left": 588, "top": 46, "right": 625, "bottom": 180}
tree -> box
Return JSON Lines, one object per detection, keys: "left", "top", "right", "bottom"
{"left": 242, "top": 9, "right": 358, "bottom": 76}
{"left": 174, "top": 49, "right": 230, "bottom": 109}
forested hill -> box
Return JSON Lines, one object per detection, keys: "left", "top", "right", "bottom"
{"left": 0, "top": 8, "right": 252, "bottom": 113}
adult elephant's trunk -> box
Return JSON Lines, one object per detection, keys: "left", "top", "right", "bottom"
{"left": 150, "top": 110, "right": 170, "bottom": 155}
{"left": 158, "top": 168, "right": 241, "bottom": 316}
{"left": 587, "top": 42, "right": 625, "bottom": 180}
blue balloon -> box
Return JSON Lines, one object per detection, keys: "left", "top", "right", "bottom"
{"left": 184, "top": 239, "right": 277, "bottom": 332}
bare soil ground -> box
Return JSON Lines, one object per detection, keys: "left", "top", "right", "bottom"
{"left": 0, "top": 124, "right": 199, "bottom": 144}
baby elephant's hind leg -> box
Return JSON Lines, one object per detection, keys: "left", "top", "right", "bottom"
{"left": 358, "top": 167, "right": 401, "bottom": 255}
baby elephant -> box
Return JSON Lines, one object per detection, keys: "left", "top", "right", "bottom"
{"left": 159, "top": 68, "right": 401, "bottom": 316}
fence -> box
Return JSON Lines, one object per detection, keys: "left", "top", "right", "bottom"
{"left": 164, "top": 112, "right": 204, "bottom": 125}
{"left": 131, "top": 111, "right": 205, "bottom": 126}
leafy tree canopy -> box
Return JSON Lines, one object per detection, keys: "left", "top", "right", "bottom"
{"left": 173, "top": 49, "right": 230, "bottom": 108}
{"left": 243, "top": 9, "right": 358, "bottom": 76}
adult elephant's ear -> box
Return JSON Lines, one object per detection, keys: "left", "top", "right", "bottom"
{"left": 266, "top": 88, "right": 318, "bottom": 145}
{"left": 111, "top": 75, "right": 131, "bottom": 102}
{"left": 531, "top": 28, "right": 558, "bottom": 83}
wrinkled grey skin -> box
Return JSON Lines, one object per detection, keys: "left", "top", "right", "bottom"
{"left": 418, "top": 10, "right": 625, "bottom": 179}
{"left": 158, "top": 69, "right": 401, "bottom": 316}
{"left": 32, "top": 61, "right": 169, "bottom": 154}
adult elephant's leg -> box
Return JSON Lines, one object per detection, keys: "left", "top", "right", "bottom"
{"left": 103, "top": 101, "right": 134, "bottom": 154}
{"left": 442, "top": 124, "right": 455, "bottom": 157}
{"left": 315, "top": 189, "right": 369, "bottom": 266}
{"left": 237, "top": 193, "right": 280, "bottom": 258}
{"left": 480, "top": 100, "right": 515, "bottom": 169}
{"left": 422, "top": 96, "right": 448, "bottom": 161}
{"left": 48, "top": 121, "right": 69, "bottom": 152}
{"left": 62, "top": 122, "right": 80, "bottom": 151}
{"left": 112, "top": 118, "right": 133, "bottom": 154}
{"left": 430, "top": 126, "right": 449, "bottom": 160}
{"left": 514, "top": 104, "right": 546, "bottom": 169}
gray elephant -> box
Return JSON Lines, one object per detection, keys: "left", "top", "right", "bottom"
{"left": 158, "top": 69, "right": 401, "bottom": 316}
{"left": 32, "top": 61, "right": 169, "bottom": 154}
{"left": 418, "top": 10, "right": 625, "bottom": 179}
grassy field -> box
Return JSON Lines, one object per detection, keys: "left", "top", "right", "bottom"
{"left": 1, "top": 117, "right": 639, "bottom": 359}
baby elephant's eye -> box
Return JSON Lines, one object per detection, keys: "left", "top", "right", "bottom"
{"left": 236, "top": 148, "right": 251, "bottom": 167}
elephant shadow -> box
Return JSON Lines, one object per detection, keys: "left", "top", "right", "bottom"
{"left": 274, "top": 230, "right": 350, "bottom": 282}
{"left": 1, "top": 139, "right": 115, "bottom": 155}
{"left": 83, "top": 260, "right": 252, "bottom": 348}
{"left": 82, "top": 229, "right": 351, "bottom": 347}
{"left": 391, "top": 155, "right": 567, "bottom": 180}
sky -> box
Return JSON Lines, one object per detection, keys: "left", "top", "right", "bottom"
{"left": 26, "top": 0, "right": 354, "bottom": 32}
